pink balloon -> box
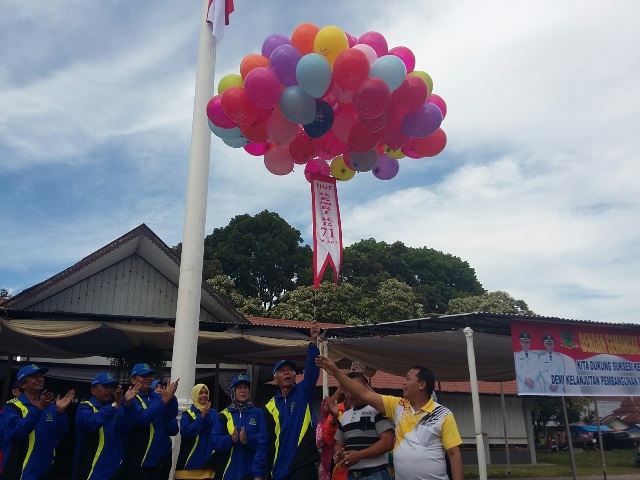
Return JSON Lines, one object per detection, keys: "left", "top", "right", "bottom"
{"left": 388, "top": 46, "right": 416, "bottom": 73}
{"left": 289, "top": 131, "right": 317, "bottom": 164}
{"left": 373, "top": 154, "right": 400, "bottom": 180}
{"left": 304, "top": 159, "right": 330, "bottom": 182}
{"left": 357, "top": 31, "right": 388, "bottom": 57}
{"left": 428, "top": 94, "right": 447, "bottom": 119}
{"left": 401, "top": 138, "right": 423, "bottom": 159}
{"left": 206, "top": 95, "right": 236, "bottom": 128}
{"left": 348, "top": 122, "right": 382, "bottom": 152}
{"left": 264, "top": 146, "right": 295, "bottom": 175}
{"left": 332, "top": 111, "right": 358, "bottom": 143}
{"left": 352, "top": 43, "right": 377, "bottom": 65}
{"left": 381, "top": 113, "right": 409, "bottom": 150}
{"left": 266, "top": 109, "right": 298, "bottom": 145}
{"left": 353, "top": 78, "right": 391, "bottom": 119}
{"left": 244, "top": 142, "right": 271, "bottom": 156}
{"left": 346, "top": 32, "right": 358, "bottom": 48}
{"left": 244, "top": 67, "right": 282, "bottom": 109}
{"left": 359, "top": 109, "right": 389, "bottom": 133}
{"left": 313, "top": 130, "right": 347, "bottom": 160}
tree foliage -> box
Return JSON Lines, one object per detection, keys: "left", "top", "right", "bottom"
{"left": 206, "top": 276, "right": 266, "bottom": 317}
{"left": 530, "top": 396, "right": 591, "bottom": 436}
{"left": 446, "top": 290, "right": 535, "bottom": 315}
{"left": 0, "top": 288, "right": 11, "bottom": 299}
{"left": 202, "top": 210, "right": 313, "bottom": 310}
{"left": 342, "top": 239, "right": 484, "bottom": 313}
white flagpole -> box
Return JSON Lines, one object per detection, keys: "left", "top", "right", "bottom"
{"left": 171, "top": 0, "right": 216, "bottom": 414}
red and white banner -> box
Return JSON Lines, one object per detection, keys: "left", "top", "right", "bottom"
{"left": 310, "top": 174, "right": 343, "bottom": 290}
{"left": 207, "top": 0, "right": 235, "bottom": 41}
{"left": 511, "top": 320, "right": 640, "bottom": 396}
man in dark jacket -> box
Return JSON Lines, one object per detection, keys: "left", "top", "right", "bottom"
{"left": 124, "top": 363, "right": 179, "bottom": 480}
{"left": 264, "top": 321, "right": 320, "bottom": 480}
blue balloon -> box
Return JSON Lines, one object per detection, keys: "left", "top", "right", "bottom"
{"left": 296, "top": 53, "right": 332, "bottom": 98}
{"left": 369, "top": 55, "right": 407, "bottom": 92}
{"left": 208, "top": 120, "right": 241, "bottom": 139}
{"left": 222, "top": 136, "right": 249, "bottom": 148}
{"left": 303, "top": 100, "right": 335, "bottom": 138}
{"left": 279, "top": 86, "right": 317, "bottom": 124}
{"left": 270, "top": 44, "right": 302, "bottom": 87}
{"left": 401, "top": 102, "right": 443, "bottom": 138}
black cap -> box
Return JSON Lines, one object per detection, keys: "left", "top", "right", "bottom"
{"left": 519, "top": 332, "right": 531, "bottom": 341}
{"left": 542, "top": 334, "right": 554, "bottom": 342}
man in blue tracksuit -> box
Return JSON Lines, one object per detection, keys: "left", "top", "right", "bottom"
{"left": 73, "top": 372, "right": 139, "bottom": 480}
{"left": 2, "top": 364, "right": 75, "bottom": 480}
{"left": 264, "top": 321, "right": 321, "bottom": 480}
{"left": 212, "top": 374, "right": 269, "bottom": 480}
{"left": 124, "top": 363, "right": 179, "bottom": 480}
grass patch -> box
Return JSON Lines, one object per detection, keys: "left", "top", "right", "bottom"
{"left": 463, "top": 449, "right": 639, "bottom": 478}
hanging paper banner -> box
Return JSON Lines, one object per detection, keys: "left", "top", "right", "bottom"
{"left": 511, "top": 320, "right": 640, "bottom": 396}
{"left": 310, "top": 173, "right": 343, "bottom": 289}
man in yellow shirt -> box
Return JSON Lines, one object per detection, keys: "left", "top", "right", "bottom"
{"left": 316, "top": 357, "right": 463, "bottom": 480}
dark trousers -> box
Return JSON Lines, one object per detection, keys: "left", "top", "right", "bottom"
{"left": 281, "top": 462, "right": 319, "bottom": 480}
{"left": 125, "top": 463, "right": 171, "bottom": 480}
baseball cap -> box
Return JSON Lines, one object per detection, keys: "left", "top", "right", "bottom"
{"left": 151, "top": 380, "right": 166, "bottom": 389}
{"left": 273, "top": 359, "right": 297, "bottom": 376}
{"left": 542, "top": 334, "right": 555, "bottom": 342}
{"left": 518, "top": 332, "right": 531, "bottom": 341}
{"left": 131, "top": 363, "right": 156, "bottom": 377}
{"left": 14, "top": 364, "right": 49, "bottom": 388}
{"left": 231, "top": 374, "right": 251, "bottom": 389}
{"left": 91, "top": 372, "right": 119, "bottom": 386}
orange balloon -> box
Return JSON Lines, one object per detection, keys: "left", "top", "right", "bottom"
{"left": 240, "top": 54, "right": 270, "bottom": 80}
{"left": 291, "top": 23, "right": 320, "bottom": 55}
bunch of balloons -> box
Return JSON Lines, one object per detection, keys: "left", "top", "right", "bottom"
{"left": 207, "top": 24, "right": 448, "bottom": 181}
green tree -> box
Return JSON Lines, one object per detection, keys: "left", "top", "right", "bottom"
{"left": 530, "top": 397, "right": 591, "bottom": 437}
{"left": 446, "top": 290, "right": 536, "bottom": 315}
{"left": 206, "top": 276, "right": 266, "bottom": 317}
{"left": 342, "top": 239, "right": 484, "bottom": 313}
{"left": 202, "top": 210, "right": 313, "bottom": 310}
{"left": 0, "top": 288, "right": 11, "bottom": 299}
{"left": 361, "top": 278, "right": 425, "bottom": 324}
{"left": 270, "top": 281, "right": 364, "bottom": 325}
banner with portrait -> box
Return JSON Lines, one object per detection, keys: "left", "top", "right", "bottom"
{"left": 511, "top": 320, "right": 640, "bottom": 396}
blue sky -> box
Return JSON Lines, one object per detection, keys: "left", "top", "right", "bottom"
{"left": 1, "top": 1, "right": 639, "bottom": 324}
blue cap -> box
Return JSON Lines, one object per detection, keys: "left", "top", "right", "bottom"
{"left": 273, "top": 359, "right": 297, "bottom": 376}
{"left": 14, "top": 364, "right": 49, "bottom": 388}
{"left": 231, "top": 374, "right": 251, "bottom": 389}
{"left": 131, "top": 363, "right": 156, "bottom": 377}
{"left": 151, "top": 380, "right": 166, "bottom": 389}
{"left": 91, "top": 372, "right": 119, "bottom": 386}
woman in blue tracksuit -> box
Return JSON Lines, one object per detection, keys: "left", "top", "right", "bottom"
{"left": 212, "top": 374, "right": 269, "bottom": 480}
{"left": 174, "top": 383, "right": 218, "bottom": 479}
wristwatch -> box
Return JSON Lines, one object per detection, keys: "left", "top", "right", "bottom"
{"left": 111, "top": 402, "right": 118, "bottom": 408}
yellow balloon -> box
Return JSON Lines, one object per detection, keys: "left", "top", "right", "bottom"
{"left": 314, "top": 26, "right": 349, "bottom": 68}
{"left": 384, "top": 146, "right": 406, "bottom": 159}
{"left": 408, "top": 71, "right": 433, "bottom": 97}
{"left": 218, "top": 74, "right": 244, "bottom": 95}
{"left": 330, "top": 155, "right": 356, "bottom": 181}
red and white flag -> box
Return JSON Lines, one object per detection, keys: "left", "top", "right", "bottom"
{"left": 207, "top": 0, "right": 235, "bottom": 41}
{"left": 310, "top": 174, "right": 343, "bottom": 290}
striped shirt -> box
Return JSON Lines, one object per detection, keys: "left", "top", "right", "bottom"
{"left": 334, "top": 404, "right": 394, "bottom": 470}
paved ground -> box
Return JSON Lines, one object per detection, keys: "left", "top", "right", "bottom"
{"left": 514, "top": 476, "right": 637, "bottom": 480}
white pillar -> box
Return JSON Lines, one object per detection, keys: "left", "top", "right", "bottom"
{"left": 170, "top": 0, "right": 216, "bottom": 408}
{"left": 463, "top": 327, "right": 487, "bottom": 480}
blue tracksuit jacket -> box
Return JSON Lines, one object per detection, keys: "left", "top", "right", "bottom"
{"left": 1, "top": 393, "right": 68, "bottom": 480}
{"left": 212, "top": 404, "right": 269, "bottom": 480}
{"left": 176, "top": 404, "right": 218, "bottom": 470}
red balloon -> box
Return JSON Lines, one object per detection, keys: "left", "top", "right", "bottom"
{"left": 409, "top": 128, "right": 447, "bottom": 157}
{"left": 391, "top": 76, "right": 428, "bottom": 114}
{"left": 333, "top": 48, "right": 370, "bottom": 90}
{"left": 381, "top": 113, "right": 409, "bottom": 150}
{"left": 289, "top": 131, "right": 317, "bottom": 163}
{"left": 206, "top": 95, "right": 236, "bottom": 128}
{"left": 221, "top": 87, "right": 259, "bottom": 124}
{"left": 353, "top": 78, "right": 391, "bottom": 119}
{"left": 401, "top": 138, "right": 423, "bottom": 159}
{"left": 313, "top": 130, "right": 347, "bottom": 160}
{"left": 240, "top": 119, "right": 269, "bottom": 143}
{"left": 348, "top": 121, "right": 382, "bottom": 152}
{"left": 359, "top": 108, "right": 389, "bottom": 133}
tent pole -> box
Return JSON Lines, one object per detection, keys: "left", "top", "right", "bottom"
{"left": 499, "top": 382, "right": 511, "bottom": 474}
{"left": 560, "top": 396, "right": 578, "bottom": 480}
{"left": 593, "top": 397, "right": 607, "bottom": 479}
{"left": 321, "top": 339, "right": 329, "bottom": 398}
{"left": 521, "top": 397, "right": 537, "bottom": 464}
{"left": 463, "top": 327, "right": 487, "bottom": 480}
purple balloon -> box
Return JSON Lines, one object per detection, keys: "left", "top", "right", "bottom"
{"left": 262, "top": 34, "right": 290, "bottom": 59}
{"left": 270, "top": 44, "right": 302, "bottom": 87}
{"left": 372, "top": 154, "right": 399, "bottom": 180}
{"left": 401, "top": 103, "right": 443, "bottom": 138}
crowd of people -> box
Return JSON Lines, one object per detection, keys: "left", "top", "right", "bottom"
{"left": 0, "top": 321, "right": 463, "bottom": 480}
